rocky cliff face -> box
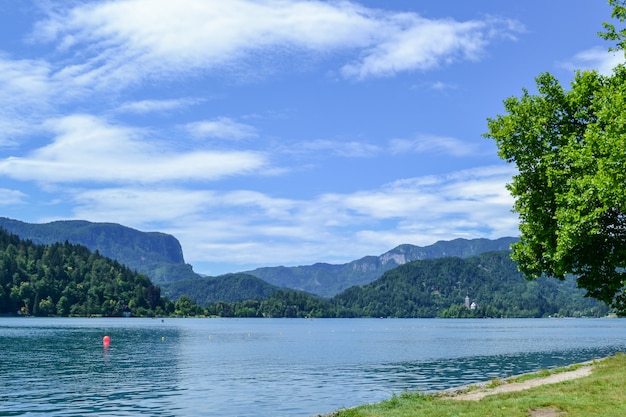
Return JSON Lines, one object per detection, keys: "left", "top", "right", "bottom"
{"left": 379, "top": 252, "right": 407, "bottom": 266}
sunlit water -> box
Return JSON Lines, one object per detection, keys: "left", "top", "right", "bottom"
{"left": 1, "top": 317, "right": 625, "bottom": 416}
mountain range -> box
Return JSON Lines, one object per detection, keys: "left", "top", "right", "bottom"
{"left": 214, "top": 250, "right": 608, "bottom": 318}
{"left": 0, "top": 217, "right": 519, "bottom": 298}
{"left": 244, "top": 237, "right": 518, "bottom": 297}
{"left": 0, "top": 217, "right": 611, "bottom": 317}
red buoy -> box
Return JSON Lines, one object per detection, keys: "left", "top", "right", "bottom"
{"left": 103, "top": 335, "right": 111, "bottom": 347}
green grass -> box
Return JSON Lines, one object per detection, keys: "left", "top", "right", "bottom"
{"left": 325, "top": 353, "right": 626, "bottom": 417}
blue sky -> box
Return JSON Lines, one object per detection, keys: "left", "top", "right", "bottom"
{"left": 0, "top": 0, "right": 623, "bottom": 276}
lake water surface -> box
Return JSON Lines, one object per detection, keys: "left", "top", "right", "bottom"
{"left": 1, "top": 317, "right": 625, "bottom": 416}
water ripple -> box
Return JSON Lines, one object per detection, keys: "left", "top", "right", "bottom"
{"left": 1, "top": 318, "right": 625, "bottom": 417}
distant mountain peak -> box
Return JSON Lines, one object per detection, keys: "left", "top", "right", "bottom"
{"left": 246, "top": 237, "right": 519, "bottom": 297}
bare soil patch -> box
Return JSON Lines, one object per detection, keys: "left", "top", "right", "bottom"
{"left": 528, "top": 407, "right": 567, "bottom": 417}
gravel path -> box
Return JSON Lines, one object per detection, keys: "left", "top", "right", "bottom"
{"left": 447, "top": 366, "right": 593, "bottom": 401}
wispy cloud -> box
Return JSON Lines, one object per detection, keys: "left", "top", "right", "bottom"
{"left": 61, "top": 164, "right": 518, "bottom": 271}
{"left": 27, "top": 0, "right": 521, "bottom": 89}
{"left": 283, "top": 135, "right": 479, "bottom": 160}
{"left": 560, "top": 46, "right": 626, "bottom": 75}
{"left": 0, "top": 55, "right": 56, "bottom": 142}
{"left": 186, "top": 117, "right": 259, "bottom": 140}
{"left": 0, "top": 114, "right": 267, "bottom": 184}
{"left": 390, "top": 134, "right": 480, "bottom": 156}
{"left": 290, "top": 139, "right": 381, "bottom": 158}
{"left": 341, "top": 16, "right": 520, "bottom": 79}
{"left": 430, "top": 81, "right": 457, "bottom": 91}
{"left": 117, "top": 98, "right": 201, "bottom": 114}
{"left": 0, "top": 188, "right": 27, "bottom": 205}
{"left": 409, "top": 80, "right": 457, "bottom": 92}
{"left": 0, "top": 1, "right": 521, "bottom": 148}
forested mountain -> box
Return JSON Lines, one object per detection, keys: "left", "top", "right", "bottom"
{"left": 332, "top": 250, "right": 608, "bottom": 318}
{"left": 0, "top": 217, "right": 198, "bottom": 284}
{"left": 162, "top": 273, "right": 282, "bottom": 305}
{"left": 0, "top": 224, "right": 610, "bottom": 319}
{"left": 207, "top": 251, "right": 609, "bottom": 318}
{"left": 0, "top": 227, "right": 174, "bottom": 316}
{"left": 245, "top": 237, "right": 519, "bottom": 297}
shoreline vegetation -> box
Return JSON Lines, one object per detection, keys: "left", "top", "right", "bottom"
{"left": 323, "top": 353, "right": 626, "bottom": 417}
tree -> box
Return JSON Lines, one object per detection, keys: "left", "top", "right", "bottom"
{"left": 600, "top": 0, "right": 626, "bottom": 52}
{"left": 484, "top": 2, "right": 626, "bottom": 313}
{"left": 174, "top": 295, "right": 205, "bottom": 317}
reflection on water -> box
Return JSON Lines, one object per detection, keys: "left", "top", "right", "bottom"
{"left": 1, "top": 318, "right": 625, "bottom": 417}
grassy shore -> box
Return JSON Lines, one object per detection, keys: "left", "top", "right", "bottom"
{"left": 326, "top": 353, "right": 626, "bottom": 417}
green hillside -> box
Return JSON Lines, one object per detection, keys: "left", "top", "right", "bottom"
{"left": 207, "top": 251, "right": 610, "bottom": 318}
{"left": 162, "top": 273, "right": 283, "bottom": 305}
{"left": 0, "top": 227, "right": 174, "bottom": 316}
{"left": 0, "top": 217, "right": 199, "bottom": 284}
{"left": 332, "top": 251, "right": 608, "bottom": 318}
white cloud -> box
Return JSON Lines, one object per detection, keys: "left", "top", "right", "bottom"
{"left": 561, "top": 46, "right": 626, "bottom": 76}
{"left": 117, "top": 98, "right": 200, "bottom": 114}
{"left": 0, "top": 0, "right": 521, "bottom": 149}
{"left": 57, "top": 164, "right": 518, "bottom": 272}
{"left": 430, "top": 81, "right": 457, "bottom": 91}
{"left": 291, "top": 139, "right": 381, "bottom": 158}
{"left": 409, "top": 80, "right": 457, "bottom": 92}
{"left": 186, "top": 117, "right": 258, "bottom": 140}
{"left": 284, "top": 135, "right": 480, "bottom": 160}
{"left": 0, "top": 55, "right": 53, "bottom": 102}
{"left": 28, "top": 0, "right": 521, "bottom": 87}
{"left": 0, "top": 114, "right": 267, "bottom": 184}
{"left": 342, "top": 17, "right": 488, "bottom": 79}
{"left": 389, "top": 134, "right": 480, "bottom": 156}
{"left": 72, "top": 188, "right": 218, "bottom": 224}
{"left": 0, "top": 188, "right": 27, "bottom": 205}
{"left": 311, "top": 165, "right": 516, "bottom": 238}
{"left": 0, "top": 55, "right": 56, "bottom": 142}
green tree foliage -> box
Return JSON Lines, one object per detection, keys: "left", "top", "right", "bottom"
{"left": 484, "top": 4, "right": 626, "bottom": 312}
{"left": 332, "top": 251, "right": 607, "bottom": 318}
{"left": 163, "top": 273, "right": 281, "bottom": 305}
{"left": 599, "top": 0, "right": 626, "bottom": 52}
{"left": 174, "top": 295, "right": 206, "bottom": 317}
{"left": 203, "top": 290, "right": 318, "bottom": 318}
{"left": 0, "top": 227, "right": 174, "bottom": 316}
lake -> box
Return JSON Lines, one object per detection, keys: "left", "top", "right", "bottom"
{"left": 1, "top": 317, "right": 625, "bottom": 416}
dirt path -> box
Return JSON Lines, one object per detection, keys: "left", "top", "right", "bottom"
{"left": 447, "top": 365, "right": 593, "bottom": 401}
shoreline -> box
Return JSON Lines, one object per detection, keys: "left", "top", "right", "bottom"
{"left": 440, "top": 360, "right": 597, "bottom": 401}
{"left": 321, "top": 357, "right": 604, "bottom": 416}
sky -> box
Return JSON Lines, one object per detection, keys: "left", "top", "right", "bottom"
{"left": 0, "top": 0, "right": 623, "bottom": 276}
